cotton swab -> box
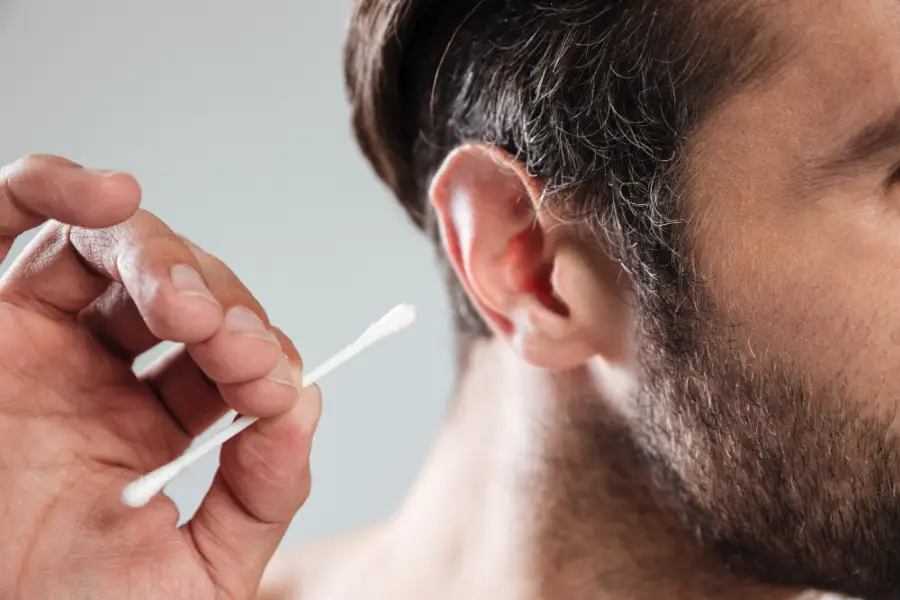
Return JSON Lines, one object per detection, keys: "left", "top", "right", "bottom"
{"left": 121, "top": 303, "right": 417, "bottom": 508}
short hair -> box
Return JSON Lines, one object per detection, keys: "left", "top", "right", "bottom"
{"left": 344, "top": 0, "right": 781, "bottom": 350}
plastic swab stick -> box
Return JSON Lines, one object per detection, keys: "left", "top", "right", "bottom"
{"left": 121, "top": 303, "right": 417, "bottom": 508}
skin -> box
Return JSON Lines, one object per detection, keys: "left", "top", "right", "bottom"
{"left": 259, "top": 0, "right": 900, "bottom": 598}
{"left": 0, "top": 155, "right": 322, "bottom": 599}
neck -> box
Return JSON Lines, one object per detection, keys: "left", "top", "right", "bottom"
{"left": 384, "top": 337, "right": 825, "bottom": 600}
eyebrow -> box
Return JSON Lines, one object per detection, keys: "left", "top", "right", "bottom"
{"left": 818, "top": 106, "right": 900, "bottom": 174}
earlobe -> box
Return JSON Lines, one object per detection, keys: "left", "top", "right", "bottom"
{"left": 430, "top": 143, "right": 633, "bottom": 370}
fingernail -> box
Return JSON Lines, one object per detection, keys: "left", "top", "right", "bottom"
{"left": 298, "top": 384, "right": 322, "bottom": 434}
{"left": 225, "top": 306, "right": 280, "bottom": 346}
{"left": 266, "top": 355, "right": 297, "bottom": 387}
{"left": 170, "top": 264, "right": 217, "bottom": 302}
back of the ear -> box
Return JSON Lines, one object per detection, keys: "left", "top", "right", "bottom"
{"left": 429, "top": 143, "right": 634, "bottom": 370}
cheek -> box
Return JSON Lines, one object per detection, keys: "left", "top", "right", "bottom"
{"left": 692, "top": 188, "right": 900, "bottom": 426}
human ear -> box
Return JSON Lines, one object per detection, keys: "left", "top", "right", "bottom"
{"left": 429, "top": 143, "right": 633, "bottom": 369}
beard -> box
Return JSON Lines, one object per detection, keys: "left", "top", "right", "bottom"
{"left": 641, "top": 332, "right": 900, "bottom": 599}
{"left": 539, "top": 300, "right": 900, "bottom": 600}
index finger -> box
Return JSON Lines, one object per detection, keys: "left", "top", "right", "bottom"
{"left": 0, "top": 154, "right": 140, "bottom": 259}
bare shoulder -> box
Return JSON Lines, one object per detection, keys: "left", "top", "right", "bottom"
{"left": 257, "top": 525, "right": 389, "bottom": 600}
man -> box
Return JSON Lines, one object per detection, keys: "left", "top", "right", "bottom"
{"left": 262, "top": 0, "right": 900, "bottom": 598}
{"left": 0, "top": 0, "right": 896, "bottom": 599}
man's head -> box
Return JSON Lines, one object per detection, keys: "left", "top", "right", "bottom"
{"left": 346, "top": 0, "right": 900, "bottom": 596}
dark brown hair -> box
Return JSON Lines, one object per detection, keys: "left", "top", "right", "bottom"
{"left": 344, "top": 0, "right": 779, "bottom": 350}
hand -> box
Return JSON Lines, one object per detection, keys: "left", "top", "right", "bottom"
{"left": 0, "top": 155, "right": 321, "bottom": 599}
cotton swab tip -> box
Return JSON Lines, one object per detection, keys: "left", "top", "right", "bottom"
{"left": 364, "top": 303, "right": 417, "bottom": 341}
{"left": 121, "top": 462, "right": 183, "bottom": 507}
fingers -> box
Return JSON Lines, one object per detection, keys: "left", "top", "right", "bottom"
{"left": 136, "top": 328, "right": 305, "bottom": 438}
{"left": 184, "top": 329, "right": 321, "bottom": 598}
{"left": 2, "top": 208, "right": 226, "bottom": 342}
{"left": 132, "top": 243, "right": 302, "bottom": 439}
{"left": 0, "top": 154, "right": 140, "bottom": 262}
{"left": 70, "top": 213, "right": 224, "bottom": 341}
{"left": 75, "top": 219, "right": 300, "bottom": 438}
{"left": 78, "top": 282, "right": 161, "bottom": 360}
{"left": 187, "top": 379, "right": 322, "bottom": 599}
{"left": 222, "top": 383, "right": 321, "bottom": 523}
{"left": 137, "top": 344, "right": 226, "bottom": 437}
{"left": 0, "top": 155, "right": 142, "bottom": 314}
{"left": 76, "top": 237, "right": 259, "bottom": 365}
{"left": 184, "top": 252, "right": 298, "bottom": 418}
{"left": 76, "top": 238, "right": 252, "bottom": 364}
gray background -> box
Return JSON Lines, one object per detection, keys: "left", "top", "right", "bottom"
{"left": 0, "top": 0, "right": 453, "bottom": 547}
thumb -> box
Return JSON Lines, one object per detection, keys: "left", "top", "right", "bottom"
{"left": 186, "top": 346, "right": 322, "bottom": 599}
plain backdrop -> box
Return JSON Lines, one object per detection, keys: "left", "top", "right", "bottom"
{"left": 0, "top": 0, "right": 454, "bottom": 547}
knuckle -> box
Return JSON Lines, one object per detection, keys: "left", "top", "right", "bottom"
{"left": 69, "top": 226, "right": 120, "bottom": 272}
{"left": 19, "top": 223, "right": 68, "bottom": 274}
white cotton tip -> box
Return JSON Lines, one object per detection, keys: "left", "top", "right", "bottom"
{"left": 361, "top": 303, "right": 417, "bottom": 343}
{"left": 121, "top": 462, "right": 183, "bottom": 508}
